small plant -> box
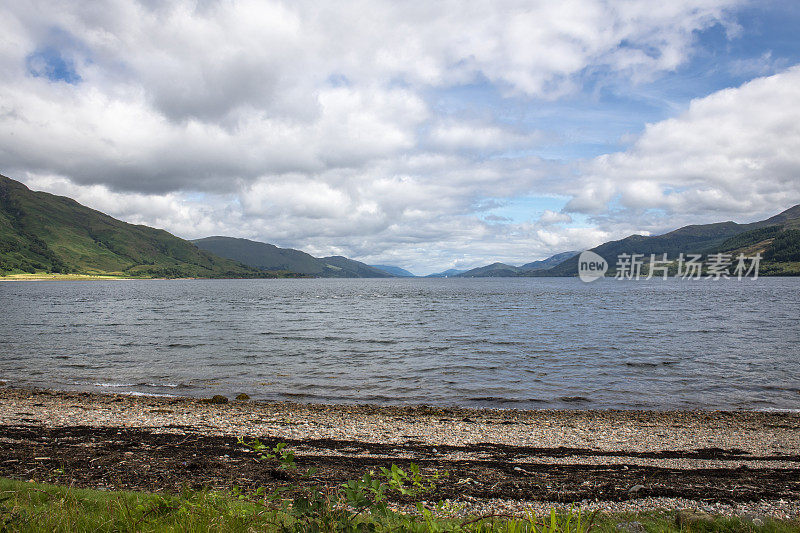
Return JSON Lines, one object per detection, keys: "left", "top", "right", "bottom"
{"left": 235, "top": 438, "right": 603, "bottom": 532}
{"left": 238, "top": 437, "right": 445, "bottom": 531}
{"left": 238, "top": 438, "right": 300, "bottom": 471}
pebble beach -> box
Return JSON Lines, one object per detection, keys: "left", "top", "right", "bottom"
{"left": 1, "top": 386, "right": 798, "bottom": 519}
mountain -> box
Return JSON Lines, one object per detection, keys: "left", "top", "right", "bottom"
{"left": 370, "top": 265, "right": 416, "bottom": 277}
{"left": 0, "top": 174, "right": 273, "bottom": 278}
{"left": 193, "top": 236, "right": 326, "bottom": 276}
{"left": 193, "top": 236, "right": 394, "bottom": 278}
{"left": 317, "top": 256, "right": 394, "bottom": 278}
{"left": 539, "top": 204, "right": 800, "bottom": 277}
{"left": 519, "top": 251, "right": 578, "bottom": 271}
{"left": 457, "top": 262, "right": 521, "bottom": 277}
{"left": 425, "top": 268, "right": 467, "bottom": 278}
{"left": 455, "top": 251, "right": 579, "bottom": 277}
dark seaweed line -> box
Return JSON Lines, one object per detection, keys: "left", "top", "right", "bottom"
{"left": 2, "top": 424, "right": 799, "bottom": 462}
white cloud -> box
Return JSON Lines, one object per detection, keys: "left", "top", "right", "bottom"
{"left": 0, "top": 0, "right": 740, "bottom": 190}
{"left": 0, "top": 79, "right": 427, "bottom": 193}
{"left": 566, "top": 65, "right": 800, "bottom": 229}
{"left": 427, "top": 121, "right": 545, "bottom": 152}
{"left": 537, "top": 210, "right": 573, "bottom": 225}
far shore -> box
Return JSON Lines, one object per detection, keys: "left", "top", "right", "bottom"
{"left": 3, "top": 272, "right": 800, "bottom": 281}
{"left": 0, "top": 273, "right": 198, "bottom": 281}
{"left": 1, "top": 386, "right": 798, "bottom": 518}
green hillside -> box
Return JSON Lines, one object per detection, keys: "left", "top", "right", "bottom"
{"left": 0, "top": 174, "right": 277, "bottom": 278}
{"left": 193, "top": 236, "right": 394, "bottom": 278}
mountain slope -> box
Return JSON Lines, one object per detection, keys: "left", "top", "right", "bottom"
{"left": 193, "top": 236, "right": 394, "bottom": 278}
{"left": 193, "top": 236, "right": 326, "bottom": 275}
{"left": 318, "top": 256, "right": 394, "bottom": 278}
{"left": 542, "top": 204, "right": 800, "bottom": 276}
{"left": 519, "top": 251, "right": 578, "bottom": 271}
{"left": 0, "top": 174, "right": 269, "bottom": 278}
{"left": 370, "top": 264, "right": 416, "bottom": 277}
{"left": 457, "top": 251, "right": 579, "bottom": 277}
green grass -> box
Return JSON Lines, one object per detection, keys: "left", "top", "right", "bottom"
{"left": 0, "top": 478, "right": 267, "bottom": 532}
{"left": 1, "top": 478, "right": 797, "bottom": 533}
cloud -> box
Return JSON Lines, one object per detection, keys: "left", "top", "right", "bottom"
{"left": 427, "top": 121, "right": 545, "bottom": 152}
{"left": 16, "top": 155, "right": 604, "bottom": 274}
{"left": 565, "top": 65, "right": 800, "bottom": 230}
{"left": 0, "top": 0, "right": 740, "bottom": 191}
{"left": 537, "top": 210, "right": 573, "bottom": 225}
{"left": 3, "top": 0, "right": 780, "bottom": 274}
{"left": 0, "top": 81, "right": 427, "bottom": 193}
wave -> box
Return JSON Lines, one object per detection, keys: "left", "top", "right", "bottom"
{"left": 94, "top": 381, "right": 192, "bottom": 389}
{"left": 166, "top": 343, "right": 206, "bottom": 348}
{"left": 468, "top": 396, "right": 547, "bottom": 404}
{"left": 559, "top": 396, "right": 590, "bottom": 403}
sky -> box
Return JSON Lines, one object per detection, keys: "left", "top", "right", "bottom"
{"left": 1, "top": 1, "right": 799, "bottom": 275}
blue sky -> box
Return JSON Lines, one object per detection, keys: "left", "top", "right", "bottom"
{"left": 429, "top": 0, "right": 800, "bottom": 232}
{"left": 26, "top": 47, "right": 82, "bottom": 84}
{"left": 434, "top": 1, "right": 800, "bottom": 168}
{"left": 2, "top": 1, "right": 800, "bottom": 274}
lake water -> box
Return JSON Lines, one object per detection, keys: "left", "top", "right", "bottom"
{"left": 1, "top": 277, "right": 798, "bottom": 410}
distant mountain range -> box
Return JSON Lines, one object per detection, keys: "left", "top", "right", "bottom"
{"left": 193, "top": 236, "right": 394, "bottom": 278}
{"left": 2, "top": 173, "right": 798, "bottom": 278}
{"left": 0, "top": 174, "right": 271, "bottom": 278}
{"left": 456, "top": 251, "right": 578, "bottom": 277}
{"left": 453, "top": 205, "right": 800, "bottom": 277}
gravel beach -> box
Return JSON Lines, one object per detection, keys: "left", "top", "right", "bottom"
{"left": 1, "top": 387, "right": 798, "bottom": 518}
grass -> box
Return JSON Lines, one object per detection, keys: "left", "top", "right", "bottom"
{"left": 0, "top": 272, "right": 138, "bottom": 281}
{"left": 0, "top": 478, "right": 265, "bottom": 532}
{"left": 1, "top": 478, "right": 797, "bottom": 533}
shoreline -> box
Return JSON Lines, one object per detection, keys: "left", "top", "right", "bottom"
{"left": 3, "top": 274, "right": 800, "bottom": 281}
{"left": 0, "top": 274, "right": 197, "bottom": 281}
{"left": 1, "top": 386, "right": 798, "bottom": 518}
{"left": 7, "top": 382, "right": 800, "bottom": 413}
